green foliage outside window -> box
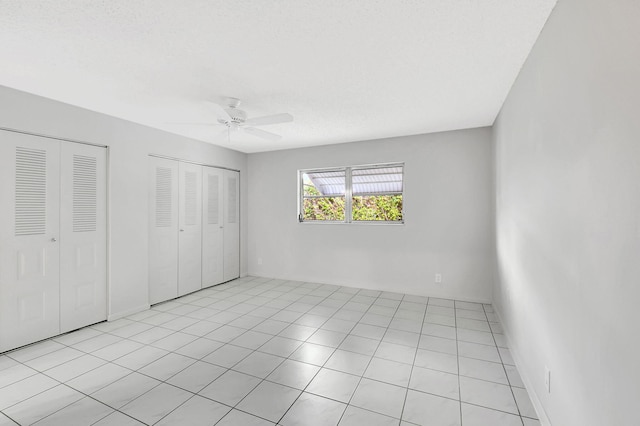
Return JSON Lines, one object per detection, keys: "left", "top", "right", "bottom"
{"left": 352, "top": 195, "right": 403, "bottom": 221}
{"left": 303, "top": 185, "right": 345, "bottom": 221}
{"left": 303, "top": 185, "right": 402, "bottom": 221}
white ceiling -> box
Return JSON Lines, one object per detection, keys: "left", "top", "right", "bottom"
{"left": 0, "top": 0, "right": 556, "bottom": 153}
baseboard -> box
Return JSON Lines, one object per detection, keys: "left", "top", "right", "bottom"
{"left": 245, "top": 273, "right": 492, "bottom": 305}
{"left": 493, "top": 307, "right": 553, "bottom": 426}
{"left": 108, "top": 304, "right": 150, "bottom": 321}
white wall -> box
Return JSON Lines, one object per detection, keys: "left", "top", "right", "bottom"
{"left": 248, "top": 128, "right": 495, "bottom": 302}
{"left": 493, "top": 0, "right": 640, "bottom": 425}
{"left": 0, "top": 85, "right": 248, "bottom": 319}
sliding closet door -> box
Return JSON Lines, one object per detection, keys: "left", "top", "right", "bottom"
{"left": 178, "top": 162, "right": 202, "bottom": 296}
{"left": 149, "top": 157, "right": 179, "bottom": 304}
{"left": 59, "top": 142, "right": 107, "bottom": 333}
{"left": 0, "top": 133, "right": 61, "bottom": 352}
{"left": 202, "top": 166, "right": 224, "bottom": 287}
{"left": 223, "top": 169, "right": 240, "bottom": 282}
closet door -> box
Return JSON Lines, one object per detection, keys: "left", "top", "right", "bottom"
{"left": 202, "top": 166, "right": 224, "bottom": 287}
{"left": 223, "top": 169, "right": 240, "bottom": 282}
{"left": 178, "top": 162, "right": 202, "bottom": 296}
{"left": 59, "top": 142, "right": 107, "bottom": 332}
{"left": 149, "top": 157, "right": 179, "bottom": 304}
{"left": 0, "top": 133, "right": 61, "bottom": 352}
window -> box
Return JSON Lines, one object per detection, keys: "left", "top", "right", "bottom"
{"left": 299, "top": 163, "right": 404, "bottom": 223}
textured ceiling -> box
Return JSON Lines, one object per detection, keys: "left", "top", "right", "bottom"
{"left": 0, "top": 0, "right": 556, "bottom": 153}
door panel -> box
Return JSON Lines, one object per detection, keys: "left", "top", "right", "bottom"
{"left": 149, "top": 157, "right": 179, "bottom": 304}
{"left": 178, "top": 162, "right": 202, "bottom": 296}
{"left": 223, "top": 170, "right": 240, "bottom": 282}
{"left": 0, "top": 132, "right": 61, "bottom": 352}
{"left": 202, "top": 167, "right": 224, "bottom": 287}
{"left": 59, "top": 142, "right": 107, "bottom": 333}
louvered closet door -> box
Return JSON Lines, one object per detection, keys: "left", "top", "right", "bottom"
{"left": 178, "top": 162, "right": 202, "bottom": 296}
{"left": 0, "top": 132, "right": 61, "bottom": 352}
{"left": 149, "top": 157, "right": 179, "bottom": 304}
{"left": 223, "top": 169, "right": 240, "bottom": 282}
{"left": 202, "top": 166, "right": 224, "bottom": 287}
{"left": 59, "top": 142, "right": 107, "bottom": 333}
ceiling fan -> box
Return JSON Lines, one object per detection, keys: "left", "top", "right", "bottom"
{"left": 193, "top": 97, "right": 293, "bottom": 142}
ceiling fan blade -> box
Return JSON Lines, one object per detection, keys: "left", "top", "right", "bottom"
{"left": 243, "top": 113, "right": 293, "bottom": 127}
{"left": 165, "top": 122, "right": 218, "bottom": 126}
{"left": 207, "top": 101, "right": 232, "bottom": 121}
{"left": 242, "top": 127, "right": 282, "bottom": 141}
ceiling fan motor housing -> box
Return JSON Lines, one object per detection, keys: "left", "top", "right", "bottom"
{"left": 225, "top": 107, "right": 247, "bottom": 124}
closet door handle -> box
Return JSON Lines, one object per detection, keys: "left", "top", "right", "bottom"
{"left": 179, "top": 229, "right": 185, "bottom": 232}
{"left": 51, "top": 237, "right": 57, "bottom": 242}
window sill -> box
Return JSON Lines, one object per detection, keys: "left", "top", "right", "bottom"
{"left": 298, "top": 221, "right": 404, "bottom": 226}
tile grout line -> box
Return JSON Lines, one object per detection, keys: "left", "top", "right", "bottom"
{"left": 0, "top": 279, "right": 265, "bottom": 424}
{"left": 1, "top": 277, "right": 528, "bottom": 426}
{"left": 258, "top": 284, "right": 364, "bottom": 424}
{"left": 398, "top": 294, "right": 430, "bottom": 424}
{"left": 207, "top": 279, "right": 353, "bottom": 425}
{"left": 2, "top": 284, "right": 410, "bottom": 426}
{"left": 333, "top": 289, "right": 407, "bottom": 425}
{"left": 482, "top": 303, "right": 525, "bottom": 425}
{"left": 190, "top": 284, "right": 528, "bottom": 423}
{"left": 157, "top": 278, "right": 342, "bottom": 426}
{"left": 6, "top": 286, "right": 275, "bottom": 426}
{"left": 0, "top": 302, "right": 490, "bottom": 422}
{"left": 127, "top": 276, "right": 285, "bottom": 426}
{"left": 219, "top": 284, "right": 346, "bottom": 422}
{"left": 455, "top": 300, "right": 464, "bottom": 426}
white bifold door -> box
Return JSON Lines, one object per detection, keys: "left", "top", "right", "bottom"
{"left": 202, "top": 166, "right": 224, "bottom": 286}
{"left": 178, "top": 162, "right": 202, "bottom": 296}
{"left": 148, "top": 158, "right": 179, "bottom": 304}
{"left": 0, "top": 131, "right": 107, "bottom": 352}
{"left": 59, "top": 142, "right": 107, "bottom": 332}
{"left": 149, "top": 157, "right": 239, "bottom": 305}
{"left": 202, "top": 167, "right": 240, "bottom": 285}
{"left": 222, "top": 169, "right": 240, "bottom": 282}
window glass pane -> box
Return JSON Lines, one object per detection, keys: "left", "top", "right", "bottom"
{"left": 352, "top": 166, "right": 403, "bottom": 195}
{"left": 352, "top": 195, "right": 403, "bottom": 221}
{"left": 303, "top": 197, "right": 345, "bottom": 221}
{"left": 302, "top": 170, "right": 346, "bottom": 221}
{"left": 303, "top": 170, "right": 345, "bottom": 196}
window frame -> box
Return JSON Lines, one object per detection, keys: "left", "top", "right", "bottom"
{"left": 298, "top": 162, "right": 404, "bottom": 225}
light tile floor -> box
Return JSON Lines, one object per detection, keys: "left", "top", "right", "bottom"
{"left": 0, "top": 276, "right": 540, "bottom": 425}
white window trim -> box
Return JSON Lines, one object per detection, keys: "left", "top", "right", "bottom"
{"left": 298, "top": 162, "right": 405, "bottom": 225}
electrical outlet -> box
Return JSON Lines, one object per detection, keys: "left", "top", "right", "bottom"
{"left": 545, "top": 366, "right": 551, "bottom": 393}
{"left": 257, "top": 258, "right": 263, "bottom": 265}
{"left": 435, "top": 273, "right": 442, "bottom": 283}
